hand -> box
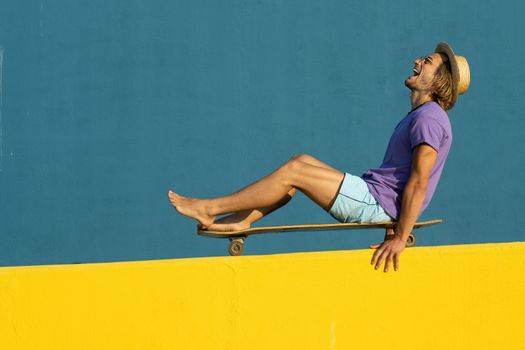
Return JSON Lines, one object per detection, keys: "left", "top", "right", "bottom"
{"left": 370, "top": 235, "right": 406, "bottom": 272}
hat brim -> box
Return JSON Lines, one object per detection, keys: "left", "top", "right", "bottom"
{"left": 434, "top": 42, "right": 459, "bottom": 100}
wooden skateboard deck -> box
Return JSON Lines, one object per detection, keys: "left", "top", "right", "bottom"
{"left": 197, "top": 219, "right": 442, "bottom": 256}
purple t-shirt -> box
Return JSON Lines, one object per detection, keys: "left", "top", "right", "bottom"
{"left": 361, "top": 101, "right": 452, "bottom": 220}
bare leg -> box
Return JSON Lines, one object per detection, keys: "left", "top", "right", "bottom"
{"left": 203, "top": 188, "right": 296, "bottom": 231}
{"left": 168, "top": 154, "right": 344, "bottom": 228}
{"left": 205, "top": 154, "right": 340, "bottom": 231}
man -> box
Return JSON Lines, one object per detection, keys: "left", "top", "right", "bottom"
{"left": 168, "top": 42, "right": 470, "bottom": 272}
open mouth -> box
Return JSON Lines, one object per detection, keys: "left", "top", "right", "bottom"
{"left": 412, "top": 68, "right": 420, "bottom": 76}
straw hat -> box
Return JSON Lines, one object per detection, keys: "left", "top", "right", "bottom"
{"left": 434, "top": 42, "right": 470, "bottom": 108}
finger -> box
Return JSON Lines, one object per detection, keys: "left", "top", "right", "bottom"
{"left": 384, "top": 253, "right": 392, "bottom": 272}
{"left": 369, "top": 243, "right": 381, "bottom": 249}
{"left": 394, "top": 253, "right": 400, "bottom": 271}
{"left": 371, "top": 246, "right": 383, "bottom": 265}
{"left": 375, "top": 249, "right": 388, "bottom": 270}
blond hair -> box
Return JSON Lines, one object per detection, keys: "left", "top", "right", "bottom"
{"left": 432, "top": 60, "right": 455, "bottom": 110}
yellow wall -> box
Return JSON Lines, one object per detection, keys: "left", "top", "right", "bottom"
{"left": 1, "top": 242, "right": 524, "bottom": 349}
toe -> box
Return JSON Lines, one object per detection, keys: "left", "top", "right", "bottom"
{"left": 168, "top": 191, "right": 178, "bottom": 201}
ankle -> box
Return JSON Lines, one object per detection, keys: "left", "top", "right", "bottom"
{"left": 244, "top": 210, "right": 264, "bottom": 225}
{"left": 202, "top": 200, "right": 217, "bottom": 218}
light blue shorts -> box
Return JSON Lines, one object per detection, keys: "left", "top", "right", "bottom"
{"left": 328, "top": 173, "right": 393, "bottom": 223}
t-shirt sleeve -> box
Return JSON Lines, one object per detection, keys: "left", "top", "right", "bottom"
{"left": 409, "top": 116, "right": 445, "bottom": 152}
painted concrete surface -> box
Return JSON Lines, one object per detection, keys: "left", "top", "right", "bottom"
{"left": 1, "top": 242, "right": 524, "bottom": 349}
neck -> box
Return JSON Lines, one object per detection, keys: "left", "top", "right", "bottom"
{"left": 410, "top": 90, "right": 434, "bottom": 110}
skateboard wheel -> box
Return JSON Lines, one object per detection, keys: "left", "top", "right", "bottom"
{"left": 406, "top": 233, "right": 416, "bottom": 247}
{"left": 228, "top": 238, "right": 245, "bottom": 256}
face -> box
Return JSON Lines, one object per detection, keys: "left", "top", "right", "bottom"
{"left": 405, "top": 52, "right": 446, "bottom": 92}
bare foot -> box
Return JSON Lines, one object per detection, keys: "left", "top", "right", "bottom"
{"left": 168, "top": 190, "right": 216, "bottom": 228}
{"left": 201, "top": 211, "right": 252, "bottom": 232}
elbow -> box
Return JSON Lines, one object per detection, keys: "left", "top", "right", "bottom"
{"left": 417, "top": 183, "right": 428, "bottom": 194}
{"left": 410, "top": 177, "right": 429, "bottom": 193}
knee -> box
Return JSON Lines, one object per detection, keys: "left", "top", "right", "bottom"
{"left": 284, "top": 156, "right": 306, "bottom": 174}
{"left": 289, "top": 153, "right": 313, "bottom": 163}
{"left": 279, "top": 157, "right": 308, "bottom": 186}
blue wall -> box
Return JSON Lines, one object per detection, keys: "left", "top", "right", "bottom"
{"left": 1, "top": 0, "right": 523, "bottom": 266}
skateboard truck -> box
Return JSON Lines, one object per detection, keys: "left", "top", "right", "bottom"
{"left": 228, "top": 237, "right": 246, "bottom": 256}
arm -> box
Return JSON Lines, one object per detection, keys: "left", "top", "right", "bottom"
{"left": 395, "top": 144, "right": 437, "bottom": 241}
{"left": 370, "top": 144, "right": 438, "bottom": 272}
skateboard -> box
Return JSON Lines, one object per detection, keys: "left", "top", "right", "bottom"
{"left": 197, "top": 219, "right": 443, "bottom": 256}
